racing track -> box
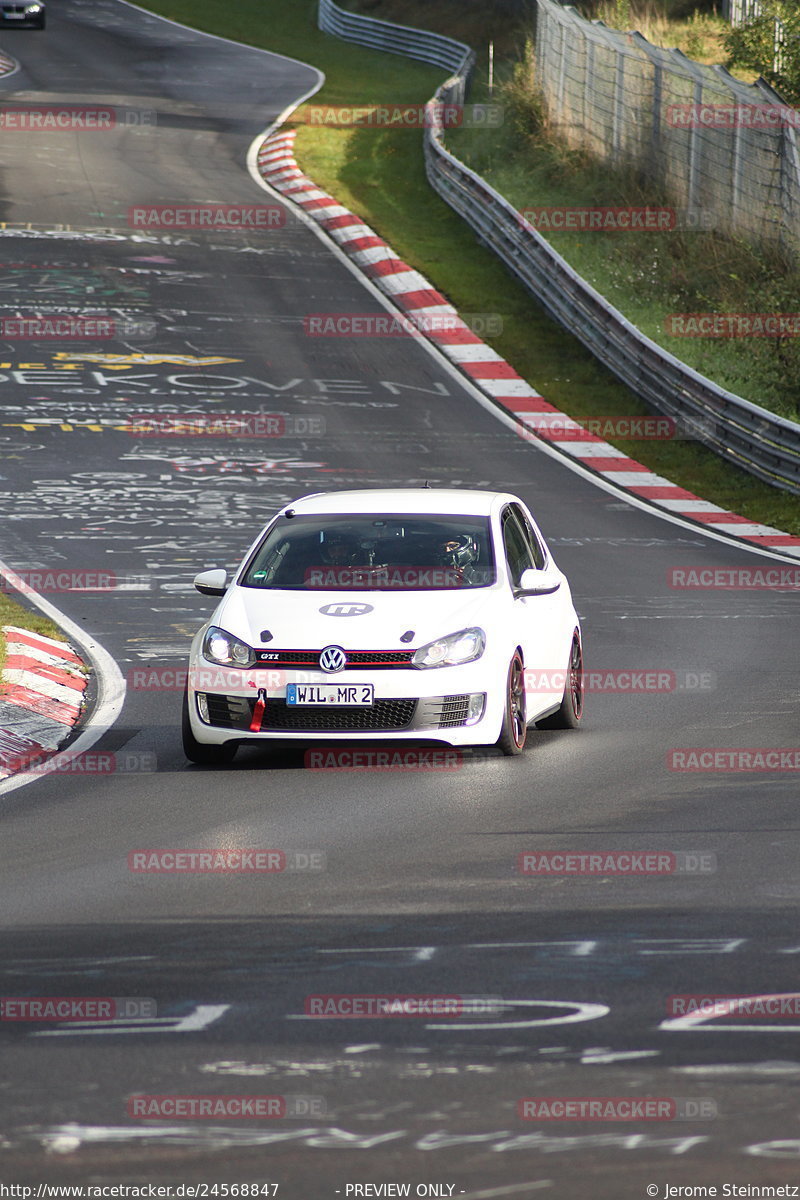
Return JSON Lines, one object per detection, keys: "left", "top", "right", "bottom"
{"left": 0, "top": 1, "right": 799, "bottom": 1194}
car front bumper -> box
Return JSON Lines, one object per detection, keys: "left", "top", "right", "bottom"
{"left": 0, "top": 11, "right": 44, "bottom": 24}
{"left": 185, "top": 659, "right": 517, "bottom": 748}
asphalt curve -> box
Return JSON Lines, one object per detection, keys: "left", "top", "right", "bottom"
{"left": 0, "top": 1, "right": 799, "bottom": 1195}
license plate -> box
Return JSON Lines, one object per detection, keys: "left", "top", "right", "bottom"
{"left": 286, "top": 683, "right": 374, "bottom": 706}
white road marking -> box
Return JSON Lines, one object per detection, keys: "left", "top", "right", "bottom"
{"left": 33, "top": 1004, "right": 229, "bottom": 1037}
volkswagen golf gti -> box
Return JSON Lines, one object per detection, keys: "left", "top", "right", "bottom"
{"left": 182, "top": 488, "right": 583, "bottom": 763}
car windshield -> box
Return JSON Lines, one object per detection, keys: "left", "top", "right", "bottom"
{"left": 240, "top": 513, "right": 496, "bottom": 590}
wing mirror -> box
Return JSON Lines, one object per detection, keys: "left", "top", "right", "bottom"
{"left": 517, "top": 567, "right": 561, "bottom": 595}
{"left": 194, "top": 568, "right": 228, "bottom": 597}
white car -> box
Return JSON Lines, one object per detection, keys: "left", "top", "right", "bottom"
{"left": 182, "top": 488, "right": 583, "bottom": 764}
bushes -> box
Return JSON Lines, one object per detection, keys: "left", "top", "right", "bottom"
{"left": 723, "top": 1, "right": 800, "bottom": 104}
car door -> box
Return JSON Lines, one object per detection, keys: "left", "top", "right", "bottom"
{"left": 501, "top": 504, "right": 566, "bottom": 716}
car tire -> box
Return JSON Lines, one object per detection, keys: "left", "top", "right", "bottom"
{"left": 496, "top": 651, "right": 527, "bottom": 756}
{"left": 182, "top": 685, "right": 237, "bottom": 765}
{"left": 537, "top": 633, "right": 583, "bottom": 730}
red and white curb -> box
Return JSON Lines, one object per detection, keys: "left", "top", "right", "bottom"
{"left": 0, "top": 626, "right": 88, "bottom": 779}
{"left": 256, "top": 128, "right": 800, "bottom": 560}
{"left": 0, "top": 48, "right": 18, "bottom": 77}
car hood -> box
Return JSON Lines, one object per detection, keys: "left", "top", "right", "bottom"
{"left": 215, "top": 586, "right": 499, "bottom": 650}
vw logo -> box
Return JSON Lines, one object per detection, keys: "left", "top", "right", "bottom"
{"left": 319, "top": 602, "right": 374, "bottom": 617}
{"left": 319, "top": 645, "right": 347, "bottom": 673}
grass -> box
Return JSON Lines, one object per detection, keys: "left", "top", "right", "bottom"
{"left": 135, "top": 0, "right": 800, "bottom": 536}
{"left": 0, "top": 596, "right": 65, "bottom": 684}
{"left": 579, "top": 0, "right": 741, "bottom": 71}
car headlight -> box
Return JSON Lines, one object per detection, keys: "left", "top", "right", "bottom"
{"left": 202, "top": 626, "right": 255, "bottom": 668}
{"left": 25, "top": 4, "right": 43, "bottom": 10}
{"left": 412, "top": 627, "right": 485, "bottom": 669}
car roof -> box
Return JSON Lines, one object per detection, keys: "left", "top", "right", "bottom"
{"left": 279, "top": 489, "right": 520, "bottom": 518}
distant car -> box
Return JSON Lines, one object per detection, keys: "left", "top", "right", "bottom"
{"left": 0, "top": 1, "right": 45, "bottom": 28}
{"left": 182, "top": 488, "right": 583, "bottom": 764}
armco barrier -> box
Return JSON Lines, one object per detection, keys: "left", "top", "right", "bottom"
{"left": 318, "top": 0, "right": 473, "bottom": 76}
{"left": 318, "top": 0, "right": 800, "bottom": 495}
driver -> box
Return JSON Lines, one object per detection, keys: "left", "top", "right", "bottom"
{"left": 438, "top": 534, "right": 478, "bottom": 567}
{"left": 320, "top": 530, "right": 360, "bottom": 566}
{"left": 437, "top": 533, "right": 480, "bottom": 584}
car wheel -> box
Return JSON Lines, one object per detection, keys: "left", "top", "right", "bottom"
{"left": 537, "top": 633, "right": 583, "bottom": 730}
{"left": 182, "top": 685, "right": 237, "bottom": 765}
{"left": 496, "top": 651, "right": 527, "bottom": 756}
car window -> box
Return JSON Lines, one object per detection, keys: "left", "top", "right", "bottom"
{"left": 502, "top": 507, "right": 538, "bottom": 587}
{"left": 511, "top": 503, "right": 546, "bottom": 570}
{"left": 240, "top": 513, "right": 496, "bottom": 590}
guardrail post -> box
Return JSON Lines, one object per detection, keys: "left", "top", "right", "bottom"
{"left": 649, "top": 61, "right": 662, "bottom": 176}
{"left": 686, "top": 78, "right": 702, "bottom": 214}
{"left": 613, "top": 47, "right": 625, "bottom": 161}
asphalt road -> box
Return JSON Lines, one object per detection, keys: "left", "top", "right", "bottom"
{"left": 0, "top": 2, "right": 798, "bottom": 1195}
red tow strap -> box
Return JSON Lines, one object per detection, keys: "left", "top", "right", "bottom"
{"left": 250, "top": 688, "right": 267, "bottom": 732}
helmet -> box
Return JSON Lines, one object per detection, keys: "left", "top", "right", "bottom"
{"left": 320, "top": 530, "right": 359, "bottom": 565}
{"left": 438, "top": 532, "right": 478, "bottom": 571}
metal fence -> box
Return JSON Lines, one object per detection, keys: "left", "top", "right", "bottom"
{"left": 534, "top": 0, "right": 800, "bottom": 258}
{"left": 314, "top": 0, "right": 800, "bottom": 494}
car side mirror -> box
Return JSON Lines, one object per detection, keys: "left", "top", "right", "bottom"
{"left": 517, "top": 567, "right": 561, "bottom": 595}
{"left": 194, "top": 568, "right": 228, "bottom": 596}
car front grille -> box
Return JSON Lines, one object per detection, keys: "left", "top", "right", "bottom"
{"left": 204, "top": 693, "right": 418, "bottom": 732}
{"left": 416, "top": 694, "right": 473, "bottom": 728}
{"left": 437, "top": 695, "right": 471, "bottom": 727}
{"left": 254, "top": 649, "right": 415, "bottom": 670}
